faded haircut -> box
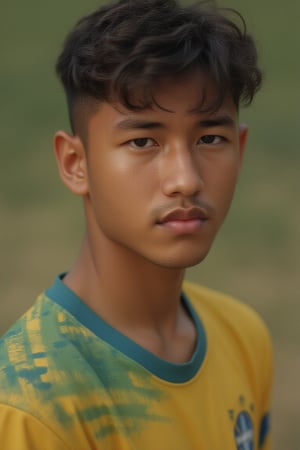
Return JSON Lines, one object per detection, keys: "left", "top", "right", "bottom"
{"left": 56, "top": 0, "right": 262, "bottom": 133}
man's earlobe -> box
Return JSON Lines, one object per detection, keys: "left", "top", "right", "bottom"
{"left": 53, "top": 131, "right": 89, "bottom": 196}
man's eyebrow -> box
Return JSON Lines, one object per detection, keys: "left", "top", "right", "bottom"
{"left": 196, "top": 114, "right": 236, "bottom": 128}
{"left": 114, "top": 118, "right": 165, "bottom": 130}
{"left": 113, "top": 114, "right": 235, "bottom": 130}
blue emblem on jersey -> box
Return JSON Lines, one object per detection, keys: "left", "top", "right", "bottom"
{"left": 234, "top": 411, "right": 254, "bottom": 450}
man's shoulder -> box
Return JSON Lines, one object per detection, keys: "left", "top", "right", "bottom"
{"left": 0, "top": 292, "right": 100, "bottom": 448}
{"left": 0, "top": 294, "right": 59, "bottom": 378}
{"left": 183, "top": 280, "right": 273, "bottom": 391}
{"left": 183, "top": 279, "right": 263, "bottom": 319}
{"left": 0, "top": 293, "right": 83, "bottom": 398}
{"left": 0, "top": 293, "right": 59, "bottom": 347}
{"left": 183, "top": 280, "right": 271, "bottom": 344}
{"left": 0, "top": 291, "right": 100, "bottom": 430}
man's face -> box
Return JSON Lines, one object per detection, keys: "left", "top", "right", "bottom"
{"left": 82, "top": 71, "right": 247, "bottom": 269}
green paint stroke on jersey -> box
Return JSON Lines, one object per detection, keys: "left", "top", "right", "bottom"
{"left": 0, "top": 295, "right": 169, "bottom": 439}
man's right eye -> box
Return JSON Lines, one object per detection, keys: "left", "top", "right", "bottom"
{"left": 129, "top": 138, "right": 156, "bottom": 149}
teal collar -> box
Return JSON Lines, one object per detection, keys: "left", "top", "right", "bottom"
{"left": 45, "top": 275, "right": 206, "bottom": 384}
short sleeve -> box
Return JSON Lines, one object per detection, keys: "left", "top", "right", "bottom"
{"left": 0, "top": 405, "right": 70, "bottom": 450}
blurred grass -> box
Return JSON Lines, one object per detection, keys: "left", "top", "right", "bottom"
{"left": 1, "top": 1, "right": 299, "bottom": 449}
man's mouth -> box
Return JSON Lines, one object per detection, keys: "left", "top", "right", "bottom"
{"left": 157, "top": 207, "right": 209, "bottom": 233}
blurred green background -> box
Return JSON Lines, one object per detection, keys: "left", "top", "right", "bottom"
{"left": 1, "top": 1, "right": 299, "bottom": 448}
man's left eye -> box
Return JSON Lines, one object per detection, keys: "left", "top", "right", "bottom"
{"left": 199, "top": 135, "right": 223, "bottom": 145}
{"left": 130, "top": 138, "right": 156, "bottom": 148}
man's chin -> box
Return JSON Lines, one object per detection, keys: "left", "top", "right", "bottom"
{"left": 153, "top": 251, "right": 210, "bottom": 270}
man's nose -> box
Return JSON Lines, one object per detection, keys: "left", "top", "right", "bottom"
{"left": 161, "top": 145, "right": 204, "bottom": 198}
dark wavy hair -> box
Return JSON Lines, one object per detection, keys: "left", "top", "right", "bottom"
{"left": 56, "top": 0, "right": 262, "bottom": 131}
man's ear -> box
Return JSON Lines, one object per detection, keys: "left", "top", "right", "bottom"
{"left": 53, "top": 131, "right": 89, "bottom": 196}
{"left": 238, "top": 123, "right": 248, "bottom": 162}
{"left": 239, "top": 123, "right": 248, "bottom": 170}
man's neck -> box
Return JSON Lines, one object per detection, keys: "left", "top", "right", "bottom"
{"left": 63, "top": 235, "right": 196, "bottom": 363}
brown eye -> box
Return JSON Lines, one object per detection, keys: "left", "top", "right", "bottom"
{"left": 130, "top": 138, "right": 156, "bottom": 149}
{"left": 199, "top": 134, "right": 223, "bottom": 145}
{"left": 200, "top": 135, "right": 222, "bottom": 144}
{"left": 133, "top": 138, "right": 149, "bottom": 147}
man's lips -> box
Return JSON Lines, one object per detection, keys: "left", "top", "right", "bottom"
{"left": 158, "top": 207, "right": 209, "bottom": 224}
{"left": 157, "top": 207, "right": 209, "bottom": 233}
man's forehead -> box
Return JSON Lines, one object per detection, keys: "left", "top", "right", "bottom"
{"left": 121, "top": 70, "right": 234, "bottom": 115}
{"left": 75, "top": 70, "right": 237, "bottom": 135}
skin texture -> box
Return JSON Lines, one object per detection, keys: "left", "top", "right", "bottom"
{"left": 54, "top": 70, "right": 247, "bottom": 363}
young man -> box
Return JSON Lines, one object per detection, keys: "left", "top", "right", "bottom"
{"left": 0, "top": 0, "right": 272, "bottom": 449}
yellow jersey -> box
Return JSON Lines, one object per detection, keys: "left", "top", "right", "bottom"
{"left": 0, "top": 275, "right": 272, "bottom": 450}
